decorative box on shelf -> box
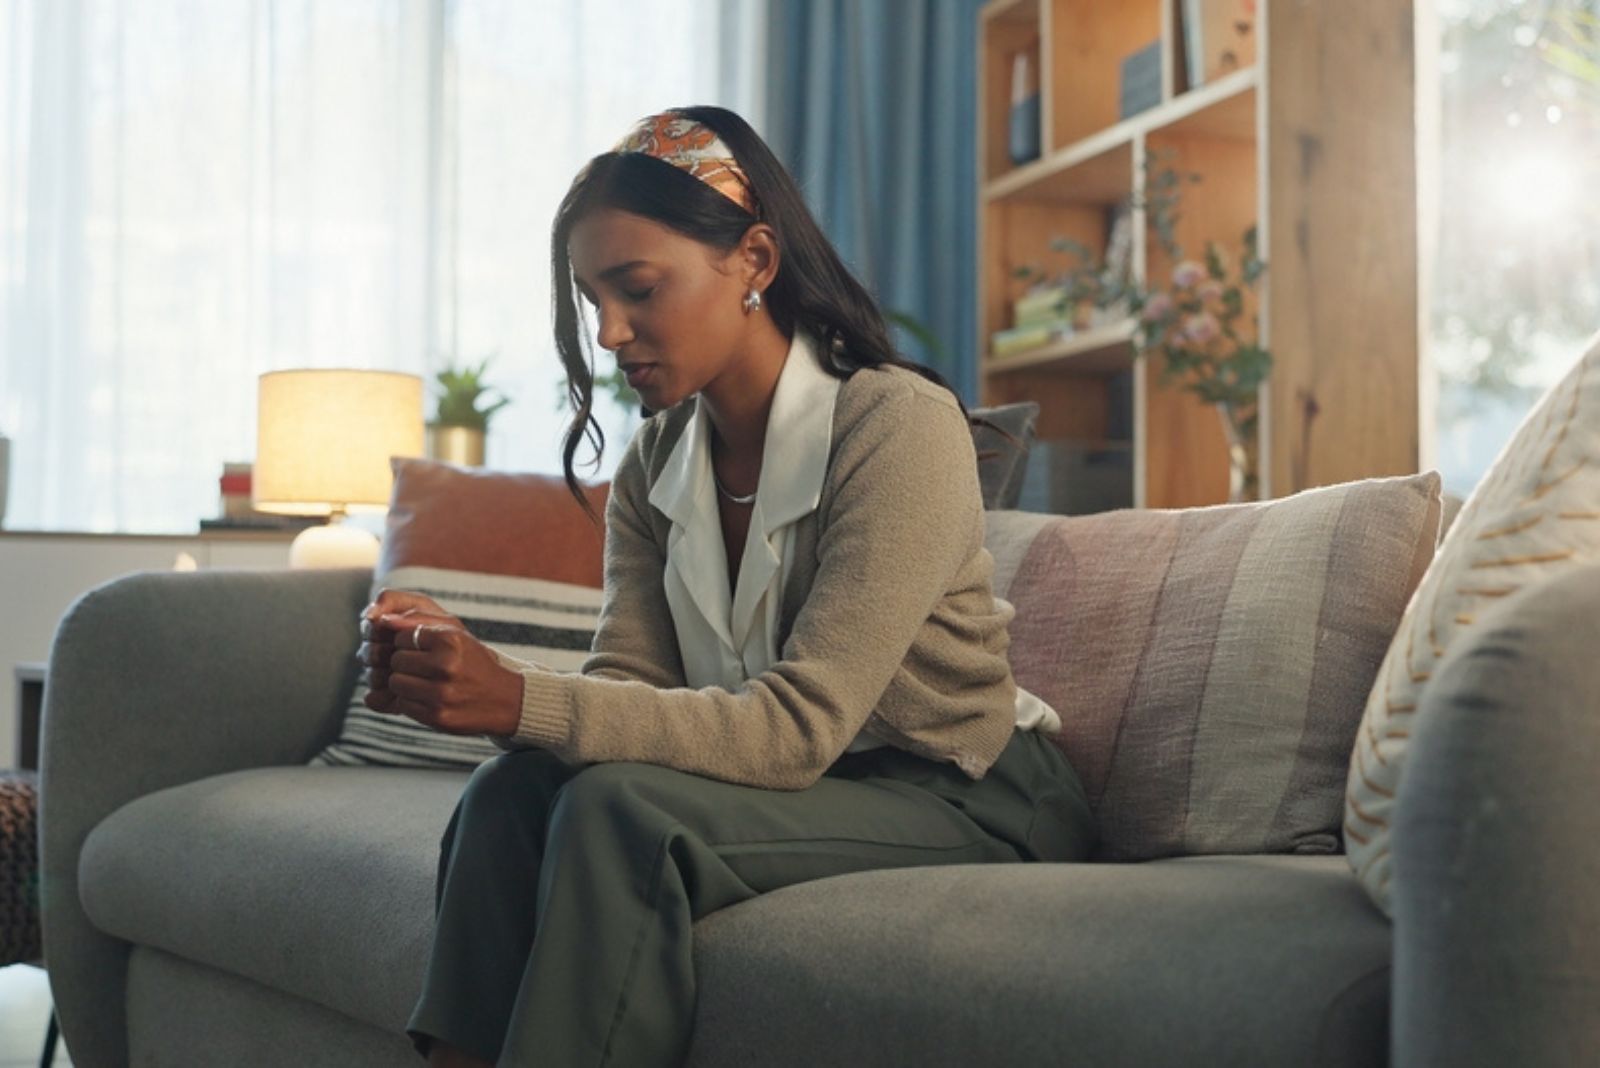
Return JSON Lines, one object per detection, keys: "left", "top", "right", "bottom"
{"left": 1019, "top": 439, "right": 1135, "bottom": 516}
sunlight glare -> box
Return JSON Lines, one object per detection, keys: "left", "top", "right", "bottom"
{"left": 1485, "top": 149, "right": 1580, "bottom": 227}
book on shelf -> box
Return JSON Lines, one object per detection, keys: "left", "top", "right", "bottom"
{"left": 1119, "top": 40, "right": 1163, "bottom": 119}
{"left": 990, "top": 316, "right": 1078, "bottom": 359}
{"left": 1014, "top": 286, "right": 1072, "bottom": 327}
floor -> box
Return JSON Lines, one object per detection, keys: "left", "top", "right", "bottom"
{"left": 0, "top": 966, "right": 71, "bottom": 1067}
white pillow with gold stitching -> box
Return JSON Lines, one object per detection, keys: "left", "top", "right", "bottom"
{"left": 1346, "top": 333, "right": 1600, "bottom": 915}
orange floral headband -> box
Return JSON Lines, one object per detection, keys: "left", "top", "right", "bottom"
{"left": 613, "top": 112, "right": 758, "bottom": 216}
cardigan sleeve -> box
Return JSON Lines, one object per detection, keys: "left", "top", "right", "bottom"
{"left": 488, "top": 384, "right": 988, "bottom": 789}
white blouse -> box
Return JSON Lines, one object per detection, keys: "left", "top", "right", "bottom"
{"left": 646, "top": 330, "right": 1060, "bottom": 755}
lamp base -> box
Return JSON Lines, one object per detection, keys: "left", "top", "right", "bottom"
{"left": 288, "top": 520, "right": 380, "bottom": 569}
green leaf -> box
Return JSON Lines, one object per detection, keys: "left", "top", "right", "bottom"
{"left": 885, "top": 309, "right": 951, "bottom": 368}
{"left": 1544, "top": 40, "right": 1600, "bottom": 84}
{"left": 1205, "top": 242, "right": 1227, "bottom": 281}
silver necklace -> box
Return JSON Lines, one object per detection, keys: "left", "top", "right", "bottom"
{"left": 713, "top": 469, "right": 757, "bottom": 506}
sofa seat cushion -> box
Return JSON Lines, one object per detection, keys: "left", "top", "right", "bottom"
{"left": 81, "top": 767, "right": 1390, "bottom": 1065}
{"left": 686, "top": 855, "right": 1391, "bottom": 1068}
{"left": 79, "top": 766, "right": 466, "bottom": 1034}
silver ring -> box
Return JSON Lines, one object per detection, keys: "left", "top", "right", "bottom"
{"left": 411, "top": 624, "right": 427, "bottom": 651}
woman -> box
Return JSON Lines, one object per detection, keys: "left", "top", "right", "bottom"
{"left": 357, "top": 105, "right": 1095, "bottom": 1068}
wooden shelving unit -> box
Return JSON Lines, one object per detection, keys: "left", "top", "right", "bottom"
{"left": 978, "top": 0, "right": 1421, "bottom": 511}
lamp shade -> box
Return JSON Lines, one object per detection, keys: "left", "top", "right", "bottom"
{"left": 254, "top": 369, "right": 424, "bottom": 515}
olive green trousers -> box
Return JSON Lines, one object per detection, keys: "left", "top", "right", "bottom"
{"left": 405, "top": 729, "right": 1094, "bottom": 1067}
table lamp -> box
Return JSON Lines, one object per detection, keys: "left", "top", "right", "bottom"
{"left": 253, "top": 369, "right": 424, "bottom": 569}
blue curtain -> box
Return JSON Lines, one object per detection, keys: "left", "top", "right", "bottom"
{"left": 763, "top": 0, "right": 984, "bottom": 402}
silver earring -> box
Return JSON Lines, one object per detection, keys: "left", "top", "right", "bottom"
{"left": 742, "top": 288, "right": 762, "bottom": 314}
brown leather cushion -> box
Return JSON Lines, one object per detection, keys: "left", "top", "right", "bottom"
{"left": 379, "top": 457, "right": 610, "bottom": 587}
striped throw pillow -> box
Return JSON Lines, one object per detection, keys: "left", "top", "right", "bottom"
{"left": 985, "top": 471, "right": 1442, "bottom": 861}
{"left": 310, "top": 566, "right": 603, "bottom": 768}
{"left": 1347, "top": 334, "right": 1600, "bottom": 916}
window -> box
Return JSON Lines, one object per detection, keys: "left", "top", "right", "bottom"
{"left": 0, "top": 0, "right": 759, "bottom": 533}
{"left": 1431, "top": 0, "right": 1600, "bottom": 497}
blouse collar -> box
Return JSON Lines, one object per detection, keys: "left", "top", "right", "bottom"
{"left": 647, "top": 329, "right": 841, "bottom": 654}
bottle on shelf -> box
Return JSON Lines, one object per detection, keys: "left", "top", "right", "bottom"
{"left": 1008, "top": 50, "right": 1041, "bottom": 166}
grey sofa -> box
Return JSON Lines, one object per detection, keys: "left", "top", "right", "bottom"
{"left": 38, "top": 558, "right": 1600, "bottom": 1068}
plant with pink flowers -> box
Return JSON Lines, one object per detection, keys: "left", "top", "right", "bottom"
{"left": 1128, "top": 157, "right": 1272, "bottom": 499}
{"left": 1132, "top": 227, "right": 1269, "bottom": 411}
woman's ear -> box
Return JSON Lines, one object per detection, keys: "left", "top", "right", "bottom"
{"left": 740, "top": 223, "right": 781, "bottom": 292}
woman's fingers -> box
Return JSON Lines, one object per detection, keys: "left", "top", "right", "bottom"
{"left": 362, "top": 591, "right": 463, "bottom": 631}
{"left": 363, "top": 686, "right": 399, "bottom": 714}
{"left": 387, "top": 647, "right": 450, "bottom": 680}
{"left": 356, "top": 641, "right": 395, "bottom": 668}
{"left": 375, "top": 612, "right": 466, "bottom": 645}
{"left": 361, "top": 623, "right": 521, "bottom": 736}
{"left": 363, "top": 588, "right": 448, "bottom": 621}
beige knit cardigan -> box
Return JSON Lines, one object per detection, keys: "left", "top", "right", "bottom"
{"left": 489, "top": 362, "right": 1020, "bottom": 790}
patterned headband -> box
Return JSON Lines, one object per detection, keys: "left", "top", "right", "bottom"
{"left": 612, "top": 112, "right": 758, "bottom": 216}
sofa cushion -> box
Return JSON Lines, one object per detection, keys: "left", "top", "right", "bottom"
{"left": 127, "top": 947, "right": 419, "bottom": 1068}
{"left": 690, "top": 854, "right": 1390, "bottom": 1068}
{"left": 80, "top": 767, "right": 463, "bottom": 1034}
{"left": 310, "top": 456, "right": 610, "bottom": 769}
{"left": 80, "top": 767, "right": 1388, "bottom": 1065}
{"left": 971, "top": 401, "right": 1040, "bottom": 510}
{"left": 984, "top": 473, "right": 1442, "bottom": 861}
{"left": 1348, "top": 332, "right": 1600, "bottom": 916}
{"left": 377, "top": 456, "right": 610, "bottom": 584}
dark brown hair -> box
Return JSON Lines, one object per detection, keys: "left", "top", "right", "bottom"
{"left": 550, "top": 105, "right": 1005, "bottom": 520}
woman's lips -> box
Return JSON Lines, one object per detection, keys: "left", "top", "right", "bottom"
{"left": 622, "top": 364, "right": 655, "bottom": 389}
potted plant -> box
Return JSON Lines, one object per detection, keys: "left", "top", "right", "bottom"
{"left": 555, "top": 364, "right": 644, "bottom": 450}
{"left": 1022, "top": 152, "right": 1273, "bottom": 502}
{"left": 428, "top": 356, "right": 511, "bottom": 467}
{"left": 1131, "top": 229, "right": 1271, "bottom": 502}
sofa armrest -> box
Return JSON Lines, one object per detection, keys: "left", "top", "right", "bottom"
{"left": 1391, "top": 560, "right": 1600, "bottom": 1067}
{"left": 39, "top": 566, "right": 371, "bottom": 1068}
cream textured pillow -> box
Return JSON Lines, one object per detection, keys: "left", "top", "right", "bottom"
{"left": 1347, "top": 334, "right": 1600, "bottom": 915}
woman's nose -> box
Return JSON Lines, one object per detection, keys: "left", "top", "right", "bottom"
{"left": 595, "top": 303, "right": 634, "bottom": 351}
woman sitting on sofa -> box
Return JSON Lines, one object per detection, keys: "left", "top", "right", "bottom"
{"left": 356, "top": 105, "right": 1095, "bottom": 1068}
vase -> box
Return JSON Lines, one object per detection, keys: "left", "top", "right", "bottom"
{"left": 1218, "top": 401, "right": 1261, "bottom": 503}
{"left": 426, "top": 425, "right": 486, "bottom": 467}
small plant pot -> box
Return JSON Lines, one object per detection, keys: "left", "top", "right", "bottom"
{"left": 427, "top": 425, "right": 486, "bottom": 467}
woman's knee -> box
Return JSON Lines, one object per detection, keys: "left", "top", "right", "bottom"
{"left": 547, "top": 762, "right": 680, "bottom": 838}
{"left": 454, "top": 748, "right": 574, "bottom": 827}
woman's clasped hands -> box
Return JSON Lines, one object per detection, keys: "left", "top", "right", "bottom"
{"left": 357, "top": 589, "right": 525, "bottom": 738}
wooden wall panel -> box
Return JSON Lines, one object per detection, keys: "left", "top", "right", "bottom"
{"left": 1264, "top": 0, "right": 1420, "bottom": 496}
{"left": 1049, "top": 0, "right": 1163, "bottom": 148}
{"left": 982, "top": 199, "right": 1105, "bottom": 342}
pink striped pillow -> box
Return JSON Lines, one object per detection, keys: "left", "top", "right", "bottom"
{"left": 985, "top": 473, "right": 1441, "bottom": 861}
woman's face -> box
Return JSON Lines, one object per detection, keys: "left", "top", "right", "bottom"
{"left": 568, "top": 208, "right": 756, "bottom": 412}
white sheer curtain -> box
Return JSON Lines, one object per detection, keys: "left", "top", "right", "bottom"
{"left": 0, "top": 0, "right": 760, "bottom": 533}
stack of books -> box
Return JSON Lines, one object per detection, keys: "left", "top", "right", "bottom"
{"left": 990, "top": 285, "right": 1076, "bottom": 360}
